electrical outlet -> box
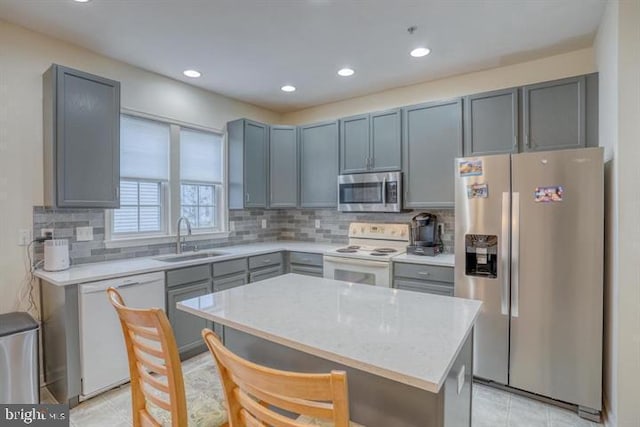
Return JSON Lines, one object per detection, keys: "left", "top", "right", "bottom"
{"left": 41, "top": 228, "right": 54, "bottom": 238}
{"left": 229, "top": 221, "right": 236, "bottom": 232}
{"left": 261, "top": 219, "right": 267, "bottom": 229}
{"left": 315, "top": 219, "right": 321, "bottom": 229}
{"left": 18, "top": 229, "right": 32, "bottom": 246}
{"left": 438, "top": 223, "right": 445, "bottom": 235}
{"left": 76, "top": 226, "right": 94, "bottom": 242}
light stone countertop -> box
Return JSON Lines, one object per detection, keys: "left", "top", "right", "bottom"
{"left": 391, "top": 253, "right": 455, "bottom": 267}
{"left": 34, "top": 241, "right": 341, "bottom": 286}
{"left": 178, "top": 273, "right": 481, "bottom": 393}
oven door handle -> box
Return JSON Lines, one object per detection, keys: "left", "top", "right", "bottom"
{"left": 324, "top": 256, "right": 390, "bottom": 268}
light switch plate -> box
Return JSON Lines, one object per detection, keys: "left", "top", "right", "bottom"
{"left": 315, "top": 219, "right": 321, "bottom": 229}
{"left": 261, "top": 219, "right": 267, "bottom": 229}
{"left": 18, "top": 229, "right": 32, "bottom": 246}
{"left": 41, "top": 228, "right": 54, "bottom": 238}
{"left": 457, "top": 365, "right": 465, "bottom": 394}
{"left": 76, "top": 226, "right": 93, "bottom": 242}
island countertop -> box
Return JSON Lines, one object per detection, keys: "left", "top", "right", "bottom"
{"left": 178, "top": 273, "right": 481, "bottom": 394}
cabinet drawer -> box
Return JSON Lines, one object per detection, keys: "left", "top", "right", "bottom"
{"left": 394, "top": 279, "right": 454, "bottom": 296}
{"left": 249, "top": 252, "right": 283, "bottom": 270}
{"left": 249, "top": 265, "right": 283, "bottom": 283}
{"left": 393, "top": 262, "right": 454, "bottom": 283}
{"left": 289, "top": 252, "right": 323, "bottom": 267}
{"left": 290, "top": 265, "right": 323, "bottom": 278}
{"left": 213, "top": 258, "right": 248, "bottom": 278}
{"left": 166, "top": 264, "right": 211, "bottom": 288}
{"left": 213, "top": 272, "right": 248, "bottom": 292}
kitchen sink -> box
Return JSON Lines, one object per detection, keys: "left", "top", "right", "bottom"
{"left": 153, "top": 252, "right": 227, "bottom": 263}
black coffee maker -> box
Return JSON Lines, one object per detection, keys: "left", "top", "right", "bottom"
{"left": 407, "top": 212, "right": 442, "bottom": 256}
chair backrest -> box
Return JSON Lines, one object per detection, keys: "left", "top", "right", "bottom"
{"left": 201, "top": 328, "right": 350, "bottom": 427}
{"left": 107, "top": 287, "right": 187, "bottom": 427}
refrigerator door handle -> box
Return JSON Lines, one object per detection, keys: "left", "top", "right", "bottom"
{"left": 501, "top": 192, "right": 510, "bottom": 316}
{"left": 511, "top": 192, "right": 520, "bottom": 318}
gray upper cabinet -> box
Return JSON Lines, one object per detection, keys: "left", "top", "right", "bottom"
{"left": 370, "top": 109, "right": 402, "bottom": 171}
{"left": 339, "top": 109, "right": 401, "bottom": 174}
{"left": 340, "top": 114, "right": 370, "bottom": 174}
{"left": 228, "top": 119, "right": 269, "bottom": 209}
{"left": 43, "top": 64, "right": 121, "bottom": 208}
{"left": 299, "top": 121, "right": 339, "bottom": 208}
{"left": 269, "top": 126, "right": 298, "bottom": 208}
{"left": 522, "top": 76, "right": 586, "bottom": 152}
{"left": 402, "top": 99, "right": 462, "bottom": 209}
{"left": 464, "top": 88, "right": 519, "bottom": 156}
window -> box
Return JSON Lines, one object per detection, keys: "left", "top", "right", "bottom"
{"left": 108, "top": 113, "right": 226, "bottom": 242}
{"left": 112, "top": 115, "right": 170, "bottom": 236}
{"left": 181, "top": 184, "right": 216, "bottom": 228}
{"left": 180, "top": 128, "right": 224, "bottom": 231}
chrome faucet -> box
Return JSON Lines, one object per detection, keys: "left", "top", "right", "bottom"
{"left": 176, "top": 216, "right": 193, "bottom": 254}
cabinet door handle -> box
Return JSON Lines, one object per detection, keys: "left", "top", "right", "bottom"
{"left": 263, "top": 259, "right": 271, "bottom": 263}
{"left": 246, "top": 193, "right": 250, "bottom": 202}
{"left": 418, "top": 271, "right": 431, "bottom": 276}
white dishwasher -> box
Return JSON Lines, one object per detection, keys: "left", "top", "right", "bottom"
{"left": 79, "top": 271, "right": 165, "bottom": 399}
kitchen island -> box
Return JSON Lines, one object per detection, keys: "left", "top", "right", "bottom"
{"left": 178, "top": 273, "right": 482, "bottom": 427}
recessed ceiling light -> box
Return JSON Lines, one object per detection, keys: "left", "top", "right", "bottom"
{"left": 281, "top": 85, "right": 296, "bottom": 92}
{"left": 183, "top": 69, "right": 201, "bottom": 78}
{"left": 338, "top": 68, "right": 355, "bottom": 77}
{"left": 410, "top": 47, "right": 431, "bottom": 58}
{"left": 73, "top": 0, "right": 91, "bottom": 2}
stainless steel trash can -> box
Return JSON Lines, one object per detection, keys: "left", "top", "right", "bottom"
{"left": 0, "top": 312, "right": 39, "bottom": 403}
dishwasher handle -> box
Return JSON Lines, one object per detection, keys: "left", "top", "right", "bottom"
{"left": 79, "top": 273, "right": 165, "bottom": 295}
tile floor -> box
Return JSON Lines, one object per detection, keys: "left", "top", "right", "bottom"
{"left": 42, "top": 353, "right": 601, "bottom": 427}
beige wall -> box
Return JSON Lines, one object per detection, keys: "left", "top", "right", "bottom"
{"left": 613, "top": 0, "right": 640, "bottom": 425}
{"left": 595, "top": 0, "right": 640, "bottom": 425}
{"left": 281, "top": 48, "right": 596, "bottom": 124}
{"left": 0, "top": 19, "right": 280, "bottom": 315}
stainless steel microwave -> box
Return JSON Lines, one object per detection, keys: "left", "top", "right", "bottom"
{"left": 338, "top": 172, "right": 402, "bottom": 212}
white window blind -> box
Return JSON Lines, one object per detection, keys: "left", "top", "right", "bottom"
{"left": 121, "top": 115, "right": 170, "bottom": 180}
{"left": 180, "top": 128, "right": 223, "bottom": 183}
{"left": 113, "top": 180, "right": 162, "bottom": 233}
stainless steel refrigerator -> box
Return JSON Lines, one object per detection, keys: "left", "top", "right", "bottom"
{"left": 454, "top": 147, "right": 603, "bottom": 419}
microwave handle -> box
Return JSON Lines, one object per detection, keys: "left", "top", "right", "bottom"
{"left": 382, "top": 177, "right": 387, "bottom": 206}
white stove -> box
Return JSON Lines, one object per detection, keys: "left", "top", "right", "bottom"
{"left": 324, "top": 222, "right": 409, "bottom": 287}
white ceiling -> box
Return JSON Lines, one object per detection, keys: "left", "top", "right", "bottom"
{"left": 0, "top": 0, "right": 606, "bottom": 113}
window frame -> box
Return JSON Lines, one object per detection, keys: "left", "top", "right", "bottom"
{"left": 180, "top": 181, "right": 220, "bottom": 232}
{"left": 105, "top": 109, "right": 229, "bottom": 247}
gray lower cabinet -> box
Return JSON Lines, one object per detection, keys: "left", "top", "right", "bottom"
{"left": 269, "top": 126, "right": 298, "bottom": 208}
{"left": 288, "top": 252, "right": 324, "bottom": 277}
{"left": 522, "top": 75, "right": 587, "bottom": 152}
{"left": 213, "top": 271, "right": 248, "bottom": 340}
{"left": 393, "top": 262, "right": 454, "bottom": 296}
{"left": 464, "top": 88, "right": 519, "bottom": 156}
{"left": 167, "top": 279, "right": 213, "bottom": 359}
{"left": 228, "top": 119, "right": 269, "bottom": 209}
{"left": 339, "top": 109, "right": 401, "bottom": 174}
{"left": 299, "top": 121, "right": 339, "bottom": 207}
{"left": 402, "top": 99, "right": 463, "bottom": 209}
{"left": 43, "top": 64, "right": 121, "bottom": 208}
{"left": 249, "top": 252, "right": 284, "bottom": 282}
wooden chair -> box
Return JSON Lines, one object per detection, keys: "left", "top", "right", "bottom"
{"left": 108, "top": 288, "right": 227, "bottom": 427}
{"left": 202, "top": 328, "right": 360, "bottom": 427}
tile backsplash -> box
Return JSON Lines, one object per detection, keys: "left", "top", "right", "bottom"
{"left": 33, "top": 207, "right": 454, "bottom": 265}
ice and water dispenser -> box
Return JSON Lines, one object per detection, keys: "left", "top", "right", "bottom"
{"left": 464, "top": 234, "right": 498, "bottom": 278}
